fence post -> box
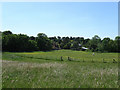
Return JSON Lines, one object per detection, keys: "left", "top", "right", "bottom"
{"left": 61, "top": 56, "right": 63, "bottom": 61}
{"left": 68, "top": 57, "right": 71, "bottom": 61}
{"left": 103, "top": 58, "right": 104, "bottom": 63}
{"left": 103, "top": 58, "right": 107, "bottom": 63}
{"left": 113, "top": 58, "right": 117, "bottom": 63}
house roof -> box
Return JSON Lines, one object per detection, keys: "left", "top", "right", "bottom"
{"left": 82, "top": 47, "right": 88, "bottom": 50}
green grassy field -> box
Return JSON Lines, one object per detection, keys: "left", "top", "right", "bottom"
{"left": 2, "top": 50, "right": 119, "bottom": 88}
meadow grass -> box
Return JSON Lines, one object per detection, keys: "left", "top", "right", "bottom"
{"left": 3, "top": 50, "right": 118, "bottom": 63}
{"left": 2, "top": 50, "right": 119, "bottom": 88}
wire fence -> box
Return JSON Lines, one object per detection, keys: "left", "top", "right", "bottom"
{"left": 16, "top": 54, "right": 118, "bottom": 63}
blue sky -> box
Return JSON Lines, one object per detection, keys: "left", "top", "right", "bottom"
{"left": 1, "top": 2, "right": 118, "bottom": 39}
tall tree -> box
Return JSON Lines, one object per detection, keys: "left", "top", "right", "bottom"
{"left": 36, "top": 33, "right": 52, "bottom": 51}
{"left": 115, "top": 36, "right": 120, "bottom": 52}
{"left": 2, "top": 30, "right": 12, "bottom": 35}
{"left": 88, "top": 35, "right": 101, "bottom": 51}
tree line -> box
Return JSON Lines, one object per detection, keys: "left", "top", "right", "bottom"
{"left": 1, "top": 30, "right": 120, "bottom": 52}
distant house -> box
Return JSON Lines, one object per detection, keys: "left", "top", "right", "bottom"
{"left": 81, "top": 47, "right": 88, "bottom": 51}
{"left": 78, "top": 43, "right": 88, "bottom": 51}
